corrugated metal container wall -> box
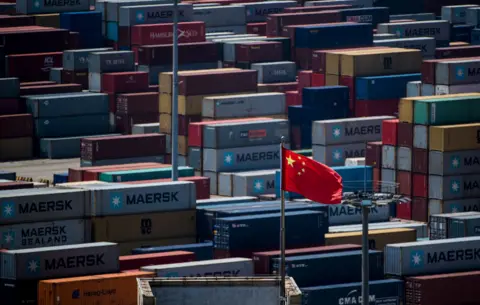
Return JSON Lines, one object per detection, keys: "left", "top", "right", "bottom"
{"left": 325, "top": 228, "right": 417, "bottom": 251}
{"left": 119, "top": 251, "right": 195, "bottom": 271}
{"left": 131, "top": 242, "right": 214, "bottom": 260}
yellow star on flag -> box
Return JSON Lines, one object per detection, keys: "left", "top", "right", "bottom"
{"left": 286, "top": 155, "right": 295, "bottom": 167}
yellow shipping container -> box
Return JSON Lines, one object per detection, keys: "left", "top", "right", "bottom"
{"left": 325, "top": 74, "right": 339, "bottom": 86}
{"left": 399, "top": 93, "right": 480, "bottom": 123}
{"left": 325, "top": 47, "right": 393, "bottom": 75}
{"left": 325, "top": 228, "right": 417, "bottom": 251}
{"left": 429, "top": 123, "right": 480, "bottom": 152}
{"left": 34, "top": 14, "right": 60, "bottom": 27}
{"left": 340, "top": 48, "right": 422, "bottom": 77}
{"left": 118, "top": 237, "right": 195, "bottom": 255}
{"left": 38, "top": 271, "right": 154, "bottom": 305}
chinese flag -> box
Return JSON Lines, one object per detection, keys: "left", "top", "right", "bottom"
{"left": 281, "top": 147, "right": 343, "bottom": 204}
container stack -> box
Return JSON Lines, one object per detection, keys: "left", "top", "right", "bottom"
{"left": 0, "top": 114, "right": 33, "bottom": 161}
{"left": 59, "top": 12, "right": 103, "bottom": 49}
{"left": 193, "top": 4, "right": 246, "bottom": 34}
{"left": 244, "top": 1, "right": 297, "bottom": 36}
{"left": 467, "top": 6, "right": 480, "bottom": 43}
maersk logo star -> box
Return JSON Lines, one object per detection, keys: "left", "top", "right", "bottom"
{"left": 450, "top": 204, "right": 460, "bottom": 213}
{"left": 410, "top": 251, "right": 424, "bottom": 268}
{"left": 332, "top": 126, "right": 342, "bottom": 139}
{"left": 136, "top": 11, "right": 145, "bottom": 22}
{"left": 450, "top": 180, "right": 460, "bottom": 193}
{"left": 33, "top": 0, "right": 40, "bottom": 8}
{"left": 394, "top": 28, "right": 402, "bottom": 37}
{"left": 253, "top": 179, "right": 264, "bottom": 193}
{"left": 2, "top": 231, "right": 14, "bottom": 245}
{"left": 456, "top": 66, "right": 465, "bottom": 80}
{"left": 451, "top": 156, "right": 460, "bottom": 168}
{"left": 2, "top": 202, "right": 15, "bottom": 218}
{"left": 332, "top": 149, "right": 342, "bottom": 161}
{"left": 27, "top": 258, "right": 40, "bottom": 273}
{"left": 224, "top": 152, "right": 234, "bottom": 165}
{"left": 110, "top": 193, "right": 123, "bottom": 209}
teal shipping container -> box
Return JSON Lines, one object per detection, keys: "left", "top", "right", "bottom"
{"left": 99, "top": 166, "right": 194, "bottom": 182}
{"left": 413, "top": 95, "right": 480, "bottom": 125}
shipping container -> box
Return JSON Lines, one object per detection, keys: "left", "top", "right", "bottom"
{"left": 98, "top": 166, "right": 193, "bottom": 182}
{"left": 218, "top": 169, "right": 276, "bottom": 197}
{"left": 385, "top": 236, "right": 480, "bottom": 276}
{"left": 294, "top": 23, "right": 373, "bottom": 49}
{"left": 243, "top": 1, "right": 297, "bottom": 22}
{"left": 448, "top": 214, "right": 480, "bottom": 238}
{"left": 88, "top": 51, "right": 135, "bottom": 74}
{"left": 428, "top": 174, "right": 480, "bottom": 200}
{"left": 429, "top": 149, "right": 480, "bottom": 176}
{"left": 100, "top": 71, "right": 149, "bottom": 94}
{"left": 16, "top": 0, "right": 90, "bottom": 14}
{"left": 6, "top": 52, "right": 63, "bottom": 82}
{"left": 0, "top": 181, "right": 34, "bottom": 191}
{"left": 123, "top": 176, "right": 210, "bottom": 200}
{"left": 179, "top": 70, "right": 257, "bottom": 96}
{"left": 397, "top": 147, "right": 412, "bottom": 171}
{"left": 266, "top": 11, "right": 341, "bottom": 37}
{"left": 119, "top": 251, "right": 195, "bottom": 271}
{"left": 142, "top": 257, "right": 254, "bottom": 277}
{"left": 193, "top": 5, "right": 244, "bottom": 27}
{"left": 251, "top": 61, "right": 296, "bottom": 83}
{"left": 131, "top": 21, "right": 205, "bottom": 45}
{"left": 119, "top": 3, "right": 193, "bottom": 27}
{"left": 131, "top": 242, "right": 214, "bottom": 260}
{"left": 63, "top": 48, "right": 113, "bottom": 71}
{"left": 81, "top": 156, "right": 166, "bottom": 168}
{"left": 365, "top": 141, "right": 382, "bottom": 168}
{"left": 429, "top": 198, "right": 480, "bottom": 216}
{"left": 429, "top": 212, "right": 480, "bottom": 240}
{"left": 136, "top": 42, "right": 218, "bottom": 66}
{"left": 330, "top": 221, "right": 427, "bottom": 238}
{"left": 355, "top": 73, "right": 421, "bottom": 100}
{"left": 429, "top": 123, "right": 480, "bottom": 152}
{"left": 435, "top": 45, "right": 480, "bottom": 59}
{"left": 312, "top": 143, "right": 366, "bottom": 166}
{"left": 326, "top": 228, "right": 416, "bottom": 250}
{"left": 377, "top": 20, "right": 450, "bottom": 46}
{"left": 435, "top": 59, "right": 480, "bottom": 85}
{"left": 1, "top": 242, "right": 119, "bottom": 280}
{"left": 374, "top": 37, "right": 436, "bottom": 58}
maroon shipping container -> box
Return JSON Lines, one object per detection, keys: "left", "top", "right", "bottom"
{"left": 235, "top": 41, "right": 283, "bottom": 63}
{"left": 421, "top": 56, "right": 480, "bottom": 84}
{"left": 131, "top": 22, "right": 205, "bottom": 45}
{"left": 355, "top": 99, "right": 398, "bottom": 117}
{"left": 20, "top": 81, "right": 56, "bottom": 87}
{"left": 435, "top": 45, "right": 480, "bottom": 59}
{"left": 297, "top": 70, "right": 312, "bottom": 96}
{"left": 373, "top": 167, "right": 381, "bottom": 192}
{"left": 214, "top": 249, "right": 253, "bottom": 259}
{"left": 412, "top": 173, "right": 428, "bottom": 198}
{"left": 252, "top": 244, "right": 362, "bottom": 275}
{"left": 119, "top": 251, "right": 195, "bottom": 271}
{"left": 179, "top": 70, "right": 257, "bottom": 96}
{"left": 0, "top": 114, "right": 33, "bottom": 138}
{"left": 365, "top": 141, "right": 382, "bottom": 168}
{"left": 116, "top": 92, "right": 159, "bottom": 115}
{"left": 246, "top": 22, "right": 266, "bottom": 36}
{"left": 6, "top": 52, "right": 62, "bottom": 82}
{"left": 257, "top": 82, "right": 298, "bottom": 93}
{"left": 67, "top": 162, "right": 163, "bottom": 182}
{"left": 339, "top": 75, "right": 355, "bottom": 114}
{"left": 101, "top": 71, "right": 149, "bottom": 94}
{"left": 411, "top": 197, "right": 428, "bottom": 223}
{"left": 283, "top": 4, "right": 352, "bottom": 13}
{"left": 295, "top": 47, "right": 319, "bottom": 70}
{"left": 397, "top": 122, "right": 413, "bottom": 148}
{"left": 68, "top": 31, "right": 80, "bottom": 50}
{"left": 80, "top": 134, "right": 166, "bottom": 162}
{"left": 0, "top": 15, "right": 35, "bottom": 27}
{"left": 136, "top": 42, "right": 218, "bottom": 66}
{"left": 312, "top": 72, "right": 325, "bottom": 86}
{"left": 178, "top": 114, "right": 202, "bottom": 136}
{"left": 265, "top": 11, "right": 341, "bottom": 37}
{"left": 382, "top": 119, "right": 399, "bottom": 146}
{"left": 115, "top": 113, "right": 159, "bottom": 134}
{"left": 0, "top": 181, "right": 34, "bottom": 190}
{"left": 396, "top": 170, "right": 412, "bottom": 196}
{"left": 148, "top": 84, "right": 159, "bottom": 92}
{"left": 0, "top": 27, "right": 69, "bottom": 55}
{"left": 412, "top": 148, "right": 428, "bottom": 174}
{"left": 285, "top": 91, "right": 300, "bottom": 114}
{"left": 61, "top": 70, "right": 88, "bottom": 89}
{"left": 396, "top": 201, "right": 411, "bottom": 220}
{"left": 122, "top": 176, "right": 210, "bottom": 199}
{"left": 19, "top": 83, "right": 83, "bottom": 95}
{"left": 405, "top": 271, "right": 480, "bottom": 305}
{"left": 81, "top": 163, "right": 170, "bottom": 182}
{"left": 0, "top": 99, "right": 22, "bottom": 115}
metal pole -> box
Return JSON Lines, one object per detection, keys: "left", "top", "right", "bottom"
{"left": 279, "top": 137, "right": 286, "bottom": 305}
{"left": 361, "top": 203, "right": 370, "bottom": 305}
{"left": 170, "top": 0, "right": 179, "bottom": 181}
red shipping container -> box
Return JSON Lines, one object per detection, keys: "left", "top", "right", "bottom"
{"left": 20, "top": 81, "right": 55, "bottom": 87}
{"left": 214, "top": 249, "right": 253, "bottom": 259}
{"left": 397, "top": 122, "right": 413, "bottom": 148}
{"left": 0, "top": 15, "right": 35, "bottom": 27}
{"left": 131, "top": 22, "right": 205, "bottom": 45}
{"left": 382, "top": 119, "right": 399, "bottom": 146}
{"left": 119, "top": 251, "right": 195, "bottom": 271}
{"left": 396, "top": 170, "right": 412, "bottom": 196}
{"left": 108, "top": 93, "right": 116, "bottom": 113}
{"left": 19, "top": 83, "right": 83, "bottom": 95}
{"left": 311, "top": 73, "right": 325, "bottom": 86}
{"left": 435, "top": 45, "right": 480, "bottom": 59}
{"left": 412, "top": 173, "right": 428, "bottom": 198}
{"left": 178, "top": 114, "right": 202, "bottom": 136}
{"left": 297, "top": 70, "right": 312, "bottom": 94}
{"left": 373, "top": 167, "right": 381, "bottom": 192}
{"left": 115, "top": 113, "right": 159, "bottom": 134}
{"left": 266, "top": 11, "right": 341, "bottom": 37}
{"left": 80, "top": 134, "right": 167, "bottom": 162}
{"left": 136, "top": 42, "right": 218, "bottom": 66}
{"left": 116, "top": 92, "right": 159, "bottom": 115}
{"left": 283, "top": 4, "right": 352, "bottom": 13}
{"left": 285, "top": 91, "right": 301, "bottom": 113}
{"left": 355, "top": 99, "right": 398, "bottom": 117}
{"left": 421, "top": 56, "right": 480, "bottom": 84}
{"left": 396, "top": 201, "right": 412, "bottom": 220}
{"left": 79, "top": 163, "right": 170, "bottom": 182}
{"left": 0, "top": 114, "right": 33, "bottom": 138}
{"left": 61, "top": 70, "right": 88, "bottom": 89}
{"left": 366, "top": 141, "right": 382, "bottom": 168}
{"left": 339, "top": 75, "right": 355, "bottom": 115}
{"left": 0, "top": 27, "right": 69, "bottom": 55}
{"left": 148, "top": 84, "right": 159, "bottom": 92}
{"left": 122, "top": 176, "right": 210, "bottom": 199}
{"left": 0, "top": 99, "right": 22, "bottom": 115}
{"left": 412, "top": 148, "right": 428, "bottom": 174}
{"left": 252, "top": 244, "right": 362, "bottom": 275}
{"left": 188, "top": 117, "right": 273, "bottom": 147}
{"left": 295, "top": 47, "right": 318, "bottom": 70}
{"left": 235, "top": 41, "right": 283, "bottom": 63}
{"left": 411, "top": 197, "right": 428, "bottom": 223}
{"left": 246, "top": 22, "right": 266, "bottom": 35}
{"left": 102, "top": 71, "right": 149, "bottom": 94}
{"left": 0, "top": 181, "right": 34, "bottom": 190}
{"left": 6, "top": 52, "right": 62, "bottom": 82}
{"left": 179, "top": 70, "right": 257, "bottom": 96}
{"left": 258, "top": 82, "right": 298, "bottom": 93}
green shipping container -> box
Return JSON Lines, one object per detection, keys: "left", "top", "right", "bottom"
{"left": 99, "top": 166, "right": 194, "bottom": 182}
{"left": 413, "top": 96, "right": 480, "bottom": 125}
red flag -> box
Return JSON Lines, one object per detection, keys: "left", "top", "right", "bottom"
{"left": 281, "top": 147, "right": 343, "bottom": 204}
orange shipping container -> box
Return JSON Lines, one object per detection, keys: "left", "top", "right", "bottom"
{"left": 38, "top": 271, "right": 154, "bottom": 305}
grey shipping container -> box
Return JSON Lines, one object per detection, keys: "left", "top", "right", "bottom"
{"left": 442, "top": 5, "right": 478, "bottom": 24}
{"left": 221, "top": 37, "right": 268, "bottom": 62}
{"left": 389, "top": 13, "right": 436, "bottom": 21}
{"left": 466, "top": 7, "right": 480, "bottom": 27}
{"left": 64, "top": 181, "right": 196, "bottom": 216}
{"left": 0, "top": 219, "right": 91, "bottom": 250}
{"left": 429, "top": 198, "right": 480, "bottom": 215}
{"left": 119, "top": 3, "right": 194, "bottom": 27}
{"left": 203, "top": 119, "right": 289, "bottom": 149}
{"left": 193, "top": 5, "right": 246, "bottom": 27}
{"left": 324, "top": 203, "right": 390, "bottom": 225}
{"left": 407, "top": 81, "right": 422, "bottom": 97}
{"left": 397, "top": 146, "right": 412, "bottom": 171}
{"left": 105, "top": 0, "right": 174, "bottom": 22}
{"left": 142, "top": 257, "right": 254, "bottom": 277}
{"left": 384, "top": 236, "right": 480, "bottom": 276}
{"left": 16, "top": 0, "right": 90, "bottom": 14}
{"left": 449, "top": 214, "right": 480, "bottom": 238}
{"left": 26, "top": 93, "right": 109, "bottom": 118}
{"left": 377, "top": 20, "right": 450, "bottom": 46}
{"left": 203, "top": 144, "right": 281, "bottom": 172}
{"left": 429, "top": 211, "right": 480, "bottom": 240}
{"left": 202, "top": 93, "right": 285, "bottom": 119}
{"left": 0, "top": 188, "right": 88, "bottom": 225}
{"left": 196, "top": 196, "right": 257, "bottom": 205}
{"left": 329, "top": 221, "right": 428, "bottom": 238}
{"left": 188, "top": 147, "right": 202, "bottom": 170}
{"left": 80, "top": 155, "right": 165, "bottom": 167}
{"left": 0, "top": 242, "right": 119, "bottom": 280}
{"left": 88, "top": 51, "right": 135, "bottom": 74}
{"left": 251, "top": 61, "right": 296, "bottom": 83}
{"left": 305, "top": 0, "right": 357, "bottom": 7}
{"left": 39, "top": 134, "right": 121, "bottom": 159}
{"left": 0, "top": 78, "right": 19, "bottom": 98}
{"left": 218, "top": 169, "right": 276, "bottom": 197}
{"left": 435, "top": 83, "right": 480, "bottom": 95}
{"left": 206, "top": 25, "right": 247, "bottom": 34}
{"left": 312, "top": 116, "right": 392, "bottom": 146}
{"left": 429, "top": 150, "right": 480, "bottom": 176}
{"left": 429, "top": 174, "right": 480, "bottom": 200}
{"left": 373, "top": 37, "right": 436, "bottom": 58}
{"left": 63, "top": 48, "right": 114, "bottom": 71}
{"left": 373, "top": 33, "right": 397, "bottom": 40}
{"left": 138, "top": 62, "right": 218, "bottom": 84}
{"left": 242, "top": 1, "right": 296, "bottom": 22}
{"left": 435, "top": 59, "right": 480, "bottom": 86}
{"left": 49, "top": 68, "right": 63, "bottom": 83}
{"left": 312, "top": 143, "right": 366, "bottom": 167}
{"left": 132, "top": 123, "right": 160, "bottom": 134}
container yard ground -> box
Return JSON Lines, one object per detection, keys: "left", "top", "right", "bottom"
{"left": 0, "top": 158, "right": 78, "bottom": 181}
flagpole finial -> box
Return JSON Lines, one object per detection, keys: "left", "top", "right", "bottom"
{"left": 281, "top": 136, "right": 285, "bottom": 147}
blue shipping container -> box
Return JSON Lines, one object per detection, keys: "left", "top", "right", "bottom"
{"left": 339, "top": 7, "right": 390, "bottom": 27}
{"left": 301, "top": 279, "right": 404, "bottom": 305}
{"left": 355, "top": 73, "right": 421, "bottom": 100}
{"left": 34, "top": 114, "right": 110, "bottom": 138}
{"left": 294, "top": 23, "right": 373, "bottom": 49}
{"left": 273, "top": 250, "right": 384, "bottom": 287}
{"left": 60, "top": 12, "right": 103, "bottom": 48}
{"left": 196, "top": 196, "right": 258, "bottom": 206}
{"left": 53, "top": 173, "right": 68, "bottom": 185}
{"left": 131, "top": 242, "right": 214, "bottom": 260}
{"left": 302, "top": 86, "right": 350, "bottom": 116}
{"left": 214, "top": 210, "right": 328, "bottom": 251}
{"left": 0, "top": 171, "right": 15, "bottom": 181}
{"left": 472, "top": 28, "right": 480, "bottom": 45}
{"left": 26, "top": 93, "right": 109, "bottom": 118}
{"left": 451, "top": 24, "right": 474, "bottom": 43}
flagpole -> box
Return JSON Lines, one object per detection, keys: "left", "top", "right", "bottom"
{"left": 279, "top": 136, "right": 286, "bottom": 305}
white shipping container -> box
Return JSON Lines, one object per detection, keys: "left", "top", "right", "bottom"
{"left": 382, "top": 145, "right": 396, "bottom": 169}
{"left": 407, "top": 81, "right": 422, "bottom": 97}
{"left": 435, "top": 83, "right": 480, "bottom": 95}
{"left": 397, "top": 147, "right": 412, "bottom": 171}
{"left": 413, "top": 125, "right": 428, "bottom": 149}
{"left": 381, "top": 169, "right": 396, "bottom": 193}
{"left": 421, "top": 83, "right": 435, "bottom": 96}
